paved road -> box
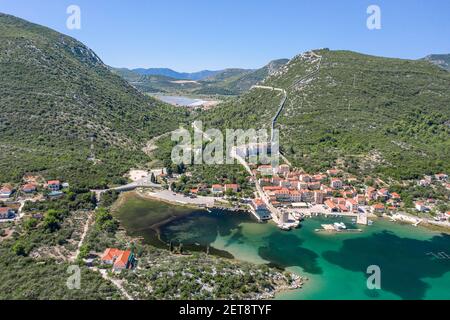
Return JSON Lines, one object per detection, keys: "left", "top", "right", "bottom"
{"left": 92, "top": 178, "right": 162, "bottom": 200}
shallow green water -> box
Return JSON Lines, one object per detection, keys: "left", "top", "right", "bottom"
{"left": 115, "top": 194, "right": 450, "bottom": 300}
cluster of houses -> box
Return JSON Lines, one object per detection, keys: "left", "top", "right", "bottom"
{"left": 252, "top": 165, "right": 403, "bottom": 215}
{"left": 416, "top": 173, "right": 449, "bottom": 213}
{"left": 0, "top": 179, "right": 69, "bottom": 221}
{"left": 418, "top": 173, "right": 449, "bottom": 187}
{"left": 0, "top": 180, "right": 68, "bottom": 199}
{"left": 100, "top": 248, "right": 136, "bottom": 271}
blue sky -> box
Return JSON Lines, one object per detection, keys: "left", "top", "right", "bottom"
{"left": 1, "top": 0, "right": 449, "bottom": 71}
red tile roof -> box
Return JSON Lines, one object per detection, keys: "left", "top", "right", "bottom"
{"left": 101, "top": 248, "right": 120, "bottom": 262}
{"left": 22, "top": 183, "right": 37, "bottom": 191}
{"left": 325, "top": 200, "right": 337, "bottom": 209}
{"left": 47, "top": 180, "right": 60, "bottom": 185}
{"left": 101, "top": 248, "right": 132, "bottom": 269}
{"left": 373, "top": 203, "right": 385, "bottom": 210}
{"left": 114, "top": 250, "right": 131, "bottom": 269}
{"left": 0, "top": 207, "right": 12, "bottom": 214}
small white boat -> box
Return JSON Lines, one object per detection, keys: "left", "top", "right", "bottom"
{"left": 333, "top": 222, "right": 347, "bottom": 230}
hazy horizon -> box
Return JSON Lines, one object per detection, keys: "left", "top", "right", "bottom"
{"left": 1, "top": 0, "right": 449, "bottom": 72}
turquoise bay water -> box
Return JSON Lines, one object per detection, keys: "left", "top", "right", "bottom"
{"left": 116, "top": 196, "right": 450, "bottom": 300}
{"left": 158, "top": 212, "right": 450, "bottom": 300}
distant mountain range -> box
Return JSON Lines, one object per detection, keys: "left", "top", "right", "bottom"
{"left": 1, "top": 11, "right": 449, "bottom": 186}
{"left": 422, "top": 54, "right": 450, "bottom": 71}
{"left": 112, "top": 59, "right": 289, "bottom": 95}
{"left": 130, "top": 68, "right": 223, "bottom": 81}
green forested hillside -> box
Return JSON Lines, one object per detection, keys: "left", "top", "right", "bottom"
{"left": 201, "top": 50, "right": 450, "bottom": 180}
{"left": 0, "top": 13, "right": 188, "bottom": 187}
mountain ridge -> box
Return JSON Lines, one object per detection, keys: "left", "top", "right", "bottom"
{"left": 200, "top": 49, "right": 450, "bottom": 180}
{"left": 0, "top": 13, "right": 187, "bottom": 187}
{"left": 422, "top": 54, "right": 450, "bottom": 71}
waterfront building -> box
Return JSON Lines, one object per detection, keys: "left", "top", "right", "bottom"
{"left": 314, "top": 191, "right": 324, "bottom": 204}
{"left": 211, "top": 184, "right": 224, "bottom": 194}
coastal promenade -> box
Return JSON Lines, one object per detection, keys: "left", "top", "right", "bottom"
{"left": 145, "top": 189, "right": 216, "bottom": 207}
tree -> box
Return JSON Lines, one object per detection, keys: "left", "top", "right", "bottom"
{"left": 95, "top": 208, "right": 118, "bottom": 233}
{"left": 43, "top": 209, "right": 61, "bottom": 232}
{"left": 12, "top": 240, "right": 27, "bottom": 256}
{"left": 78, "top": 244, "right": 90, "bottom": 260}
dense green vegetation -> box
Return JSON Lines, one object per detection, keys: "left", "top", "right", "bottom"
{"left": 0, "top": 188, "right": 122, "bottom": 299}
{"left": 119, "top": 248, "right": 300, "bottom": 300}
{"left": 200, "top": 50, "right": 450, "bottom": 180}
{"left": 0, "top": 13, "right": 188, "bottom": 188}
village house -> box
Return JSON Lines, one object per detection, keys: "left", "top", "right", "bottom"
{"left": 211, "top": 184, "right": 224, "bottom": 194}
{"left": 0, "top": 186, "right": 13, "bottom": 199}
{"left": 415, "top": 201, "right": 429, "bottom": 212}
{"left": 47, "top": 180, "right": 61, "bottom": 191}
{"left": 299, "top": 174, "right": 312, "bottom": 183}
{"left": 435, "top": 173, "right": 448, "bottom": 181}
{"left": 251, "top": 198, "right": 271, "bottom": 220}
{"left": 326, "top": 169, "right": 341, "bottom": 176}
{"left": 258, "top": 178, "right": 271, "bottom": 186}
{"left": 390, "top": 192, "right": 401, "bottom": 201}
{"left": 372, "top": 203, "right": 385, "bottom": 214}
{"left": 278, "top": 164, "right": 290, "bottom": 175}
{"left": 0, "top": 207, "right": 15, "bottom": 220}
{"left": 274, "top": 188, "right": 291, "bottom": 202}
{"left": 271, "top": 176, "right": 282, "bottom": 186}
{"left": 307, "top": 182, "right": 321, "bottom": 190}
{"left": 263, "top": 186, "right": 282, "bottom": 193}
{"left": 297, "top": 181, "right": 309, "bottom": 190}
{"left": 279, "top": 180, "right": 291, "bottom": 188}
{"left": 101, "top": 248, "right": 135, "bottom": 271}
{"left": 343, "top": 190, "right": 357, "bottom": 198}
{"left": 313, "top": 174, "right": 327, "bottom": 182}
{"left": 257, "top": 165, "right": 274, "bottom": 176}
{"left": 320, "top": 185, "right": 334, "bottom": 196}
{"left": 289, "top": 190, "right": 302, "bottom": 202}
{"left": 366, "top": 187, "right": 377, "bottom": 201}
{"left": 314, "top": 191, "right": 324, "bottom": 204}
{"left": 377, "top": 188, "right": 390, "bottom": 201}
{"left": 22, "top": 183, "right": 37, "bottom": 193}
{"left": 419, "top": 179, "right": 431, "bottom": 187}
{"left": 301, "top": 190, "right": 315, "bottom": 203}
{"left": 224, "top": 184, "right": 239, "bottom": 193}
{"left": 324, "top": 199, "right": 338, "bottom": 212}
{"left": 330, "top": 178, "right": 343, "bottom": 189}
{"left": 346, "top": 199, "right": 359, "bottom": 212}
{"left": 354, "top": 194, "right": 367, "bottom": 205}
